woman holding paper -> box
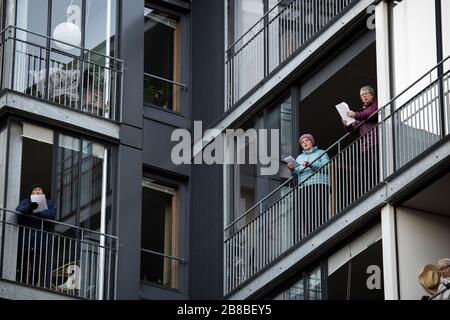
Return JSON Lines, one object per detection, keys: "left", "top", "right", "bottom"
{"left": 342, "top": 85, "right": 378, "bottom": 152}
{"left": 343, "top": 85, "right": 379, "bottom": 192}
{"left": 288, "top": 134, "right": 330, "bottom": 240}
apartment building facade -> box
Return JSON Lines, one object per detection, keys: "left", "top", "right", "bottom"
{"left": 216, "top": 0, "right": 450, "bottom": 300}
{"left": 0, "top": 0, "right": 448, "bottom": 301}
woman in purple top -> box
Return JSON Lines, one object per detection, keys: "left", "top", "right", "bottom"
{"left": 342, "top": 86, "right": 380, "bottom": 192}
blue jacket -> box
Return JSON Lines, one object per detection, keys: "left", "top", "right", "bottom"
{"left": 16, "top": 198, "right": 57, "bottom": 248}
{"left": 290, "top": 147, "right": 330, "bottom": 186}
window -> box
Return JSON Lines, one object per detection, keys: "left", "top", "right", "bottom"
{"left": 141, "top": 179, "right": 180, "bottom": 289}
{"left": 231, "top": 95, "right": 293, "bottom": 221}
{"left": 6, "top": 122, "right": 114, "bottom": 234}
{"left": 143, "top": 6, "right": 182, "bottom": 112}
{"left": 273, "top": 265, "right": 324, "bottom": 300}
{"left": 13, "top": 0, "right": 117, "bottom": 56}
{"left": 9, "top": 0, "right": 120, "bottom": 119}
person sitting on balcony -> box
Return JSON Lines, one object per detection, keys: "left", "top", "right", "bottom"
{"left": 288, "top": 134, "right": 330, "bottom": 239}
{"left": 342, "top": 85, "right": 379, "bottom": 191}
{"left": 16, "top": 184, "right": 56, "bottom": 287}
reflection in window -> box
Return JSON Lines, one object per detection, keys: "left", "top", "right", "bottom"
{"left": 79, "top": 140, "right": 105, "bottom": 231}
{"left": 51, "top": 0, "right": 83, "bottom": 52}
{"left": 308, "top": 267, "right": 322, "bottom": 300}
{"left": 273, "top": 266, "right": 322, "bottom": 300}
{"left": 55, "top": 133, "right": 112, "bottom": 234}
{"left": 143, "top": 7, "right": 181, "bottom": 112}
{"left": 274, "top": 278, "right": 304, "bottom": 300}
{"left": 141, "top": 180, "right": 179, "bottom": 289}
{"left": 85, "top": 0, "right": 117, "bottom": 57}
{"left": 57, "top": 135, "right": 80, "bottom": 223}
{"left": 15, "top": 0, "right": 49, "bottom": 45}
{"left": 232, "top": 96, "right": 293, "bottom": 219}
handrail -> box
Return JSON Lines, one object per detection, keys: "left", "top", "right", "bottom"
{"left": 4, "top": 35, "right": 122, "bottom": 72}
{"left": 2, "top": 25, "right": 123, "bottom": 65}
{"left": 0, "top": 207, "right": 118, "bottom": 240}
{"left": 144, "top": 73, "right": 188, "bottom": 88}
{"left": 225, "top": 53, "right": 450, "bottom": 232}
{"left": 141, "top": 248, "right": 186, "bottom": 264}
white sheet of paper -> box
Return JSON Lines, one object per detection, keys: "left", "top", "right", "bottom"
{"left": 31, "top": 194, "right": 48, "bottom": 213}
{"left": 284, "top": 156, "right": 300, "bottom": 167}
{"left": 335, "top": 102, "right": 356, "bottom": 125}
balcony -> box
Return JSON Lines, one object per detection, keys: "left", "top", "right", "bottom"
{"left": 0, "top": 26, "right": 123, "bottom": 121}
{"left": 224, "top": 56, "right": 450, "bottom": 294}
{"left": 0, "top": 208, "right": 118, "bottom": 300}
{"left": 226, "top": 0, "right": 356, "bottom": 110}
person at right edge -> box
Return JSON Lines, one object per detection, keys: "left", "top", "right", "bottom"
{"left": 342, "top": 85, "right": 379, "bottom": 192}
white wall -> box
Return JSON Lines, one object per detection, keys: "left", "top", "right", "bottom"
{"left": 396, "top": 207, "right": 450, "bottom": 300}
{"left": 392, "top": 0, "right": 437, "bottom": 106}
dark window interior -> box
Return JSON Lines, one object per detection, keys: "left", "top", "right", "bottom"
{"left": 20, "top": 137, "right": 53, "bottom": 201}
{"left": 141, "top": 182, "right": 178, "bottom": 288}
{"left": 299, "top": 43, "right": 377, "bottom": 158}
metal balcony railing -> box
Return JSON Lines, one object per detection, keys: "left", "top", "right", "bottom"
{"left": 224, "top": 56, "right": 450, "bottom": 293}
{"left": 0, "top": 208, "right": 118, "bottom": 300}
{"left": 140, "top": 248, "right": 185, "bottom": 290}
{"left": 143, "top": 73, "right": 187, "bottom": 112}
{"left": 226, "top": 0, "right": 355, "bottom": 110}
{"left": 0, "top": 26, "right": 123, "bottom": 120}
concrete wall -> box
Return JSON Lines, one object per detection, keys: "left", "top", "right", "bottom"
{"left": 396, "top": 207, "right": 450, "bottom": 300}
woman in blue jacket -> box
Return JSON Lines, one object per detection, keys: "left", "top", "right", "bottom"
{"left": 288, "top": 134, "right": 330, "bottom": 240}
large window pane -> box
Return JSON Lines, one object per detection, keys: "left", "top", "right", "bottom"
{"left": 16, "top": 0, "right": 48, "bottom": 45}
{"left": 144, "top": 8, "right": 181, "bottom": 111}
{"left": 79, "top": 140, "right": 105, "bottom": 231}
{"left": 141, "top": 180, "right": 179, "bottom": 289}
{"left": 228, "top": 0, "right": 264, "bottom": 44}
{"left": 85, "top": 0, "right": 117, "bottom": 57}
{"left": 51, "top": 0, "right": 82, "bottom": 54}
{"left": 274, "top": 278, "right": 305, "bottom": 300}
{"left": 56, "top": 134, "right": 80, "bottom": 224}
{"left": 308, "top": 267, "right": 322, "bottom": 300}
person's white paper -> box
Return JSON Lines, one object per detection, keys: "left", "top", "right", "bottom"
{"left": 284, "top": 156, "right": 300, "bottom": 167}
{"left": 335, "top": 102, "right": 356, "bottom": 125}
{"left": 31, "top": 194, "right": 48, "bottom": 213}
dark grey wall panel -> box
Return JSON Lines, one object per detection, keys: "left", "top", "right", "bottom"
{"left": 120, "top": 0, "right": 145, "bottom": 128}
{"left": 120, "top": 124, "right": 143, "bottom": 149}
{"left": 189, "top": 164, "right": 224, "bottom": 299}
{"left": 191, "top": 0, "right": 225, "bottom": 129}
{"left": 189, "top": 0, "right": 226, "bottom": 299}
{"left": 143, "top": 119, "right": 189, "bottom": 177}
{"left": 116, "top": 145, "right": 142, "bottom": 300}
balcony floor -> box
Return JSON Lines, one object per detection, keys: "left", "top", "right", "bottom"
{"left": 0, "top": 91, "right": 120, "bottom": 141}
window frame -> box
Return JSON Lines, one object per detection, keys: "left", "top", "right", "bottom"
{"left": 140, "top": 171, "right": 187, "bottom": 293}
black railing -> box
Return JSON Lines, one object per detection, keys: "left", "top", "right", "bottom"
{"left": 0, "top": 26, "right": 123, "bottom": 120}
{"left": 0, "top": 208, "right": 118, "bottom": 299}
{"left": 224, "top": 55, "right": 450, "bottom": 293}
{"left": 226, "top": 0, "right": 355, "bottom": 109}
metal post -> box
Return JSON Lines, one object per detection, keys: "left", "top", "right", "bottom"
{"left": 96, "top": 148, "right": 108, "bottom": 300}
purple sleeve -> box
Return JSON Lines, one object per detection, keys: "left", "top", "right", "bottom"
{"left": 354, "top": 101, "right": 378, "bottom": 121}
